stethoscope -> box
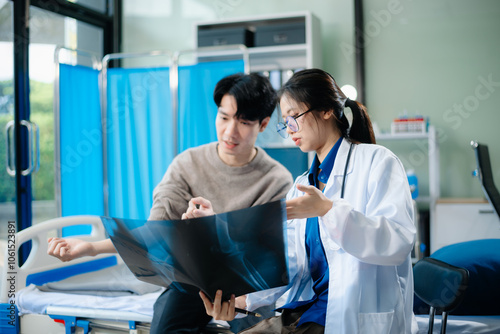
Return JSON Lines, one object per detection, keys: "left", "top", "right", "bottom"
{"left": 312, "top": 140, "right": 354, "bottom": 199}
{"left": 340, "top": 142, "right": 354, "bottom": 199}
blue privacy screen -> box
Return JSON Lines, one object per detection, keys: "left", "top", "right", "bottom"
{"left": 106, "top": 66, "right": 173, "bottom": 220}
{"left": 106, "top": 60, "right": 244, "bottom": 219}
{"left": 59, "top": 60, "right": 245, "bottom": 224}
{"left": 178, "top": 59, "right": 245, "bottom": 153}
{"left": 59, "top": 64, "right": 103, "bottom": 236}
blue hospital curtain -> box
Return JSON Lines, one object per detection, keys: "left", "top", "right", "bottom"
{"left": 106, "top": 67, "right": 173, "bottom": 219}
{"left": 59, "top": 64, "right": 103, "bottom": 235}
{"left": 105, "top": 60, "right": 244, "bottom": 220}
{"left": 178, "top": 59, "right": 244, "bottom": 153}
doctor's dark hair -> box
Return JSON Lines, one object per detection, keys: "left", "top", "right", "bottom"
{"left": 213, "top": 73, "right": 277, "bottom": 123}
{"left": 278, "top": 69, "right": 376, "bottom": 144}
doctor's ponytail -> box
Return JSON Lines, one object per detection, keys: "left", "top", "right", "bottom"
{"left": 344, "top": 98, "right": 376, "bottom": 144}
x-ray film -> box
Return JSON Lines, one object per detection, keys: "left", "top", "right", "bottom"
{"left": 101, "top": 199, "right": 289, "bottom": 301}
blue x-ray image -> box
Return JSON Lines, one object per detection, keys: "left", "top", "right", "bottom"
{"left": 101, "top": 199, "right": 289, "bottom": 301}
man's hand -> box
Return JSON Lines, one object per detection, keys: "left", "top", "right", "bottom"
{"left": 47, "top": 238, "right": 96, "bottom": 262}
{"left": 182, "top": 197, "right": 215, "bottom": 219}
{"left": 286, "top": 183, "right": 333, "bottom": 220}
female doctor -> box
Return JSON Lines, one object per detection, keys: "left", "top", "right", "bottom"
{"left": 200, "top": 68, "right": 417, "bottom": 333}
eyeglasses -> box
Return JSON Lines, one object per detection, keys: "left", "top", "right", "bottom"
{"left": 276, "top": 109, "right": 314, "bottom": 139}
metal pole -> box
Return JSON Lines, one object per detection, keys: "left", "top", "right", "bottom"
{"left": 354, "top": 0, "right": 366, "bottom": 104}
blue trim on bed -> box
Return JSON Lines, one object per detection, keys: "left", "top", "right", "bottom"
{"left": 62, "top": 224, "right": 93, "bottom": 237}
{"left": 26, "top": 256, "right": 117, "bottom": 286}
{"left": 49, "top": 314, "right": 77, "bottom": 334}
{"left": 0, "top": 303, "right": 19, "bottom": 333}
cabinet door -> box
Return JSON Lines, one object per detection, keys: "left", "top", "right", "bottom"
{"left": 432, "top": 202, "right": 500, "bottom": 252}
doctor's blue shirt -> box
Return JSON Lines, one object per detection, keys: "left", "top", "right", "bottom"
{"left": 280, "top": 137, "right": 342, "bottom": 327}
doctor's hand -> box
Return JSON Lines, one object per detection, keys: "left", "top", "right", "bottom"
{"left": 47, "top": 238, "right": 97, "bottom": 262}
{"left": 286, "top": 184, "right": 333, "bottom": 219}
{"left": 200, "top": 290, "right": 246, "bottom": 321}
{"left": 182, "top": 197, "right": 215, "bottom": 219}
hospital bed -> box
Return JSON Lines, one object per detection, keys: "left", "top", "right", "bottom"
{"left": 412, "top": 141, "right": 500, "bottom": 333}
{"left": 0, "top": 216, "right": 231, "bottom": 334}
{"left": 0, "top": 215, "right": 161, "bottom": 333}
{"left": 396, "top": 245, "right": 500, "bottom": 334}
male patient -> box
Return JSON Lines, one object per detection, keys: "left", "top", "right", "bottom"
{"left": 47, "top": 73, "right": 293, "bottom": 334}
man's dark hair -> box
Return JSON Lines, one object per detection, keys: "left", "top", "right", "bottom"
{"left": 213, "top": 73, "right": 277, "bottom": 123}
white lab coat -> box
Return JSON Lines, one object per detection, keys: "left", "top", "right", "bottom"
{"left": 246, "top": 139, "right": 418, "bottom": 334}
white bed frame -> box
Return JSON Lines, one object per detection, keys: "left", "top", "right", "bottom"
{"left": 0, "top": 215, "right": 151, "bottom": 334}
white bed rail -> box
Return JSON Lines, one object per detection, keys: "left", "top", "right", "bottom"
{"left": 0, "top": 215, "right": 122, "bottom": 303}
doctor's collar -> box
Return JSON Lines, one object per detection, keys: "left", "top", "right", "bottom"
{"left": 308, "top": 137, "right": 343, "bottom": 187}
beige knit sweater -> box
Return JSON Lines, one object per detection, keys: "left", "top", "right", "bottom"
{"left": 148, "top": 142, "right": 293, "bottom": 220}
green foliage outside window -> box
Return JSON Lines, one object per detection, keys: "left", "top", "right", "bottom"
{"left": 0, "top": 80, "right": 54, "bottom": 202}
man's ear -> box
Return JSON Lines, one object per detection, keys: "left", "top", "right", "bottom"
{"left": 259, "top": 116, "right": 270, "bottom": 132}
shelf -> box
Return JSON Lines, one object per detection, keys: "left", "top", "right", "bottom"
{"left": 195, "top": 44, "right": 308, "bottom": 72}
{"left": 437, "top": 197, "right": 489, "bottom": 204}
{"left": 375, "top": 125, "right": 440, "bottom": 250}
{"left": 196, "top": 11, "right": 321, "bottom": 169}
{"left": 193, "top": 44, "right": 307, "bottom": 58}
{"left": 248, "top": 44, "right": 307, "bottom": 55}
{"left": 194, "top": 11, "right": 321, "bottom": 72}
{"left": 195, "top": 11, "right": 310, "bottom": 28}
{"left": 376, "top": 132, "right": 429, "bottom": 140}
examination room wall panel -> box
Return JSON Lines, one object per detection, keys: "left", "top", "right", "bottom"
{"left": 363, "top": 0, "right": 500, "bottom": 198}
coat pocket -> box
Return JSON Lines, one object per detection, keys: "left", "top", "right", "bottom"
{"left": 358, "top": 310, "right": 394, "bottom": 334}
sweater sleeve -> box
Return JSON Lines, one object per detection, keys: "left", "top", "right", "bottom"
{"left": 260, "top": 151, "right": 294, "bottom": 202}
{"left": 148, "top": 154, "right": 192, "bottom": 221}
{"left": 266, "top": 166, "right": 294, "bottom": 202}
